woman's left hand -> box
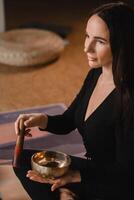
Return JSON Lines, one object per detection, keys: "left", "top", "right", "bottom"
{"left": 26, "top": 169, "right": 81, "bottom": 191}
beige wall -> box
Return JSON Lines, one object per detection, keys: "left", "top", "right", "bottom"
{"left": 0, "top": 0, "right": 5, "bottom": 32}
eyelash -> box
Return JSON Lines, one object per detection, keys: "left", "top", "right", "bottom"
{"left": 85, "top": 34, "right": 105, "bottom": 45}
{"left": 97, "top": 40, "right": 105, "bottom": 44}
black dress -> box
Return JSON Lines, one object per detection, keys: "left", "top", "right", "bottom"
{"left": 13, "top": 68, "right": 134, "bottom": 199}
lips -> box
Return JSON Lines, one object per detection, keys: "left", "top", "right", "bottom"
{"left": 87, "top": 57, "right": 97, "bottom": 61}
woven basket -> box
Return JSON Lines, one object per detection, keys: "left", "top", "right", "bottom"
{"left": 0, "top": 28, "right": 66, "bottom": 67}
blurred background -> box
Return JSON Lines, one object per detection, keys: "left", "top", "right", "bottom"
{"left": 0, "top": 0, "right": 133, "bottom": 113}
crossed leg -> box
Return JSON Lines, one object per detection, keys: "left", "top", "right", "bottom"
{"left": 59, "top": 188, "right": 78, "bottom": 200}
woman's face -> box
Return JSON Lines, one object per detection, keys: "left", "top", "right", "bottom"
{"left": 84, "top": 14, "right": 113, "bottom": 69}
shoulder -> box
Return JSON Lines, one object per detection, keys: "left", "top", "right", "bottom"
{"left": 84, "top": 67, "right": 102, "bottom": 84}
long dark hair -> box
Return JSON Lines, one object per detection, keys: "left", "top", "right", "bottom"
{"left": 90, "top": 2, "right": 134, "bottom": 137}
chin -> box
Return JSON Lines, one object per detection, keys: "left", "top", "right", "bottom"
{"left": 88, "top": 64, "right": 101, "bottom": 69}
{"left": 88, "top": 60, "right": 100, "bottom": 68}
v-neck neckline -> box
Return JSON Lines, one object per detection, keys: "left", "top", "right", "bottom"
{"left": 83, "top": 69, "right": 116, "bottom": 124}
{"left": 83, "top": 88, "right": 115, "bottom": 123}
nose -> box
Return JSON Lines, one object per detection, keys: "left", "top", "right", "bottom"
{"left": 84, "top": 40, "right": 95, "bottom": 53}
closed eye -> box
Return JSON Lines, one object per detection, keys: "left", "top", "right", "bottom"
{"left": 97, "top": 40, "right": 106, "bottom": 44}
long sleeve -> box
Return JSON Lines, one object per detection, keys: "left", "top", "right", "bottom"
{"left": 41, "top": 69, "right": 95, "bottom": 134}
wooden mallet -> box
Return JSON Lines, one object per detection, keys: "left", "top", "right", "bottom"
{"left": 13, "top": 118, "right": 25, "bottom": 168}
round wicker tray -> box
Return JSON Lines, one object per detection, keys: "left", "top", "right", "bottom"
{"left": 0, "top": 28, "right": 66, "bottom": 67}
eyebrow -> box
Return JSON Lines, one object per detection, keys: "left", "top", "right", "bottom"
{"left": 94, "top": 36, "right": 107, "bottom": 42}
{"left": 85, "top": 32, "right": 108, "bottom": 42}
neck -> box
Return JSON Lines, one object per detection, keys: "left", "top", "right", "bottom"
{"left": 100, "top": 66, "right": 114, "bottom": 84}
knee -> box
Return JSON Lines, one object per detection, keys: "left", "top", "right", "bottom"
{"left": 59, "top": 188, "right": 77, "bottom": 200}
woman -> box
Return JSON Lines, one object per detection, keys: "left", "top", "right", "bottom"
{"left": 13, "top": 2, "right": 134, "bottom": 199}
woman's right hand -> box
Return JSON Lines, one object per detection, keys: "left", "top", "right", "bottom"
{"left": 15, "top": 113, "right": 48, "bottom": 136}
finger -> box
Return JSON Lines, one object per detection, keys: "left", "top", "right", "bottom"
{"left": 24, "top": 117, "right": 36, "bottom": 128}
{"left": 28, "top": 175, "right": 45, "bottom": 183}
{"left": 26, "top": 171, "right": 43, "bottom": 182}
{"left": 24, "top": 128, "right": 31, "bottom": 133}
{"left": 25, "top": 133, "right": 32, "bottom": 137}
{"left": 15, "top": 118, "right": 20, "bottom": 135}
{"left": 28, "top": 175, "right": 52, "bottom": 184}
{"left": 24, "top": 129, "right": 32, "bottom": 137}
{"left": 15, "top": 114, "right": 29, "bottom": 135}
{"left": 27, "top": 170, "right": 39, "bottom": 176}
{"left": 51, "top": 179, "right": 63, "bottom": 191}
{"left": 26, "top": 170, "right": 51, "bottom": 183}
{"left": 27, "top": 175, "right": 42, "bottom": 183}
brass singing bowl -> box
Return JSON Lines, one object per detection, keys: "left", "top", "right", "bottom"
{"left": 31, "top": 150, "right": 71, "bottom": 179}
